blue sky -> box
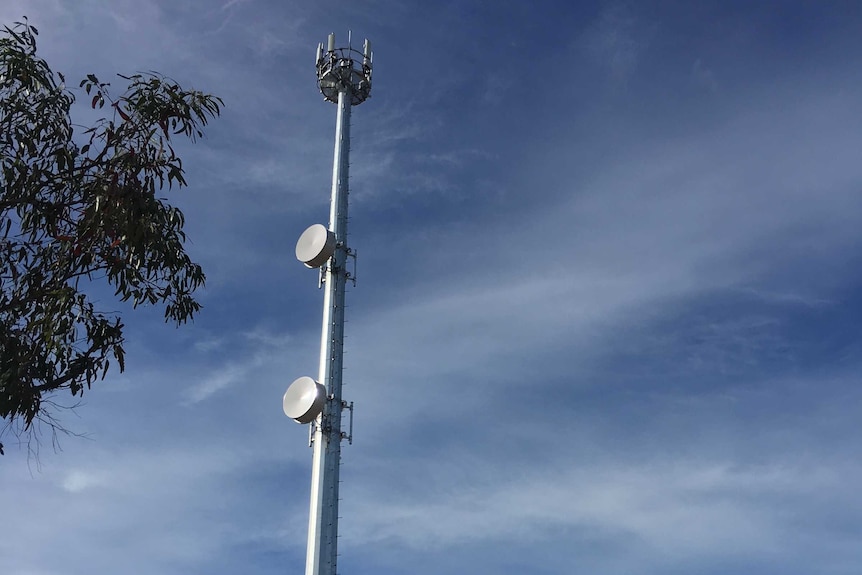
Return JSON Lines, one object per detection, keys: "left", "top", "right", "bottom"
{"left": 2, "top": 1, "right": 862, "bottom": 574}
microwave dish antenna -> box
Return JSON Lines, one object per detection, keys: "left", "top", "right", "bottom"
{"left": 296, "top": 224, "right": 336, "bottom": 268}
{"left": 283, "top": 377, "right": 326, "bottom": 424}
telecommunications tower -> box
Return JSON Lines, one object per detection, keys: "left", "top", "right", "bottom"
{"left": 282, "top": 32, "right": 372, "bottom": 575}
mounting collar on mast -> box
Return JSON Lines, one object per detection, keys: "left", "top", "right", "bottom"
{"left": 315, "top": 33, "right": 372, "bottom": 105}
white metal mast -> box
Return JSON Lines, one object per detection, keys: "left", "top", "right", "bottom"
{"left": 284, "top": 32, "right": 372, "bottom": 575}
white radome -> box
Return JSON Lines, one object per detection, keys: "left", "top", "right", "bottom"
{"left": 283, "top": 376, "right": 326, "bottom": 424}
{"left": 295, "top": 224, "right": 336, "bottom": 268}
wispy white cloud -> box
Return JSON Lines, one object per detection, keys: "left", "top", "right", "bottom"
{"left": 221, "top": 0, "right": 252, "bottom": 11}
{"left": 185, "top": 360, "right": 259, "bottom": 403}
{"left": 340, "top": 442, "right": 862, "bottom": 574}
{"left": 193, "top": 335, "right": 226, "bottom": 353}
{"left": 0, "top": 442, "right": 296, "bottom": 575}
{"left": 582, "top": 2, "right": 653, "bottom": 83}
{"left": 692, "top": 58, "right": 718, "bottom": 92}
{"left": 61, "top": 469, "right": 105, "bottom": 493}
{"left": 347, "top": 460, "right": 798, "bottom": 550}
{"left": 183, "top": 328, "right": 302, "bottom": 403}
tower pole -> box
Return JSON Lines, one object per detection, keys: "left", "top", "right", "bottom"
{"left": 296, "top": 33, "right": 372, "bottom": 575}
{"left": 306, "top": 85, "right": 351, "bottom": 575}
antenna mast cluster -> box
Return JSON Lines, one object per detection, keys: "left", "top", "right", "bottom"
{"left": 283, "top": 32, "right": 373, "bottom": 575}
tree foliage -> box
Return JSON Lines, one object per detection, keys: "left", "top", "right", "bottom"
{"left": 0, "top": 20, "right": 222, "bottom": 454}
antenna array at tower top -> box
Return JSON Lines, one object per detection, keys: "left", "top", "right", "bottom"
{"left": 315, "top": 33, "right": 373, "bottom": 105}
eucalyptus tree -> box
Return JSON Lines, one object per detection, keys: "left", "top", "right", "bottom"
{"left": 0, "top": 20, "right": 223, "bottom": 455}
